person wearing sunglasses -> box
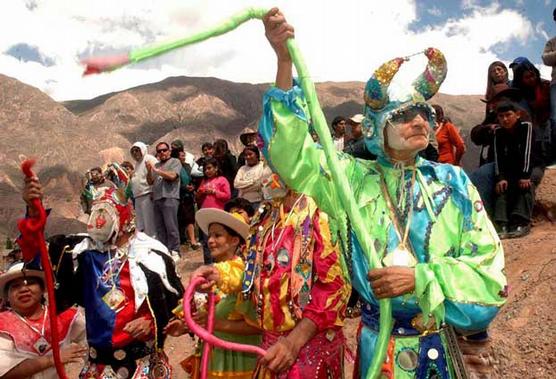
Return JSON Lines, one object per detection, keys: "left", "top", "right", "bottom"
{"left": 252, "top": 8, "right": 507, "bottom": 378}
{"left": 146, "top": 141, "right": 183, "bottom": 256}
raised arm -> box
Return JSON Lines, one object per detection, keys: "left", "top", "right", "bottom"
{"left": 260, "top": 9, "right": 355, "bottom": 219}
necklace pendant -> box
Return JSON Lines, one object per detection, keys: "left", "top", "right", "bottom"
{"left": 33, "top": 336, "right": 51, "bottom": 355}
{"left": 102, "top": 286, "right": 126, "bottom": 312}
{"left": 382, "top": 244, "right": 417, "bottom": 267}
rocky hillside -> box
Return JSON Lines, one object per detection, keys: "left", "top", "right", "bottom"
{"left": 0, "top": 74, "right": 487, "bottom": 239}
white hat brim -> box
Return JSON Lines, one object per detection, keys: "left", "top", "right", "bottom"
{"left": 0, "top": 266, "right": 45, "bottom": 300}
{"left": 195, "top": 208, "right": 250, "bottom": 240}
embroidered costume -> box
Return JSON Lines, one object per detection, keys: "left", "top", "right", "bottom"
{"left": 257, "top": 49, "right": 507, "bottom": 378}
{"left": 68, "top": 189, "right": 183, "bottom": 378}
{"left": 215, "top": 193, "right": 351, "bottom": 378}
{"left": 0, "top": 305, "right": 85, "bottom": 379}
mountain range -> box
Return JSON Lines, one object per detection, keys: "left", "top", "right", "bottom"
{"left": 0, "top": 73, "right": 486, "bottom": 240}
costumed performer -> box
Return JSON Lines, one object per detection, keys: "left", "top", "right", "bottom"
{"left": 259, "top": 8, "right": 507, "bottom": 378}
{"left": 0, "top": 261, "right": 87, "bottom": 379}
{"left": 164, "top": 208, "right": 261, "bottom": 379}
{"left": 22, "top": 178, "right": 184, "bottom": 379}
{"left": 194, "top": 172, "right": 351, "bottom": 378}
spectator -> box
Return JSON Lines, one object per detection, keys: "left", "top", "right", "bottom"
{"left": 331, "top": 116, "right": 347, "bottom": 151}
{"left": 234, "top": 146, "right": 272, "bottom": 207}
{"left": 177, "top": 150, "right": 201, "bottom": 250}
{"left": 196, "top": 157, "right": 231, "bottom": 264}
{"left": 120, "top": 160, "right": 134, "bottom": 201}
{"left": 196, "top": 142, "right": 214, "bottom": 171}
{"left": 343, "top": 114, "right": 376, "bottom": 160}
{"left": 511, "top": 60, "right": 551, "bottom": 128}
{"left": 512, "top": 59, "right": 556, "bottom": 167}
{"left": 493, "top": 102, "right": 539, "bottom": 239}
{"left": 237, "top": 127, "right": 258, "bottom": 168}
{"left": 196, "top": 158, "right": 231, "bottom": 210}
{"left": 80, "top": 166, "right": 116, "bottom": 214}
{"left": 469, "top": 83, "right": 526, "bottom": 216}
{"left": 485, "top": 61, "right": 510, "bottom": 102}
{"left": 542, "top": 8, "right": 556, "bottom": 127}
{"left": 432, "top": 104, "right": 466, "bottom": 165}
{"left": 224, "top": 197, "right": 256, "bottom": 222}
{"left": 129, "top": 142, "right": 158, "bottom": 237}
{"left": 213, "top": 139, "right": 237, "bottom": 193}
{"left": 147, "top": 141, "right": 182, "bottom": 255}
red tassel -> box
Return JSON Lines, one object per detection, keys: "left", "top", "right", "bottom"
{"left": 17, "top": 159, "right": 68, "bottom": 379}
{"left": 81, "top": 54, "right": 130, "bottom": 76}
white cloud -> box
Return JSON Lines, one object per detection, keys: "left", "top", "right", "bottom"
{"left": 0, "top": 0, "right": 541, "bottom": 100}
{"left": 427, "top": 6, "right": 442, "bottom": 17}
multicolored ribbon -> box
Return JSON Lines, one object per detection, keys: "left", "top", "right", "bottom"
{"left": 17, "top": 160, "right": 68, "bottom": 379}
{"left": 83, "top": 8, "right": 392, "bottom": 378}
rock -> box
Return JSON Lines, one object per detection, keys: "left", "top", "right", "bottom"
{"left": 535, "top": 166, "right": 556, "bottom": 221}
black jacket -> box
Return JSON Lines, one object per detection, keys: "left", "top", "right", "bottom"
{"left": 494, "top": 120, "right": 538, "bottom": 181}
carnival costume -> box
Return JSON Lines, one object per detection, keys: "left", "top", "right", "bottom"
{"left": 0, "top": 263, "right": 86, "bottom": 379}
{"left": 215, "top": 185, "right": 351, "bottom": 379}
{"left": 258, "top": 49, "right": 507, "bottom": 378}
{"left": 70, "top": 188, "right": 183, "bottom": 379}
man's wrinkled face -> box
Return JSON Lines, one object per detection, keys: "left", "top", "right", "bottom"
{"left": 385, "top": 107, "right": 430, "bottom": 153}
{"left": 130, "top": 147, "right": 142, "bottom": 162}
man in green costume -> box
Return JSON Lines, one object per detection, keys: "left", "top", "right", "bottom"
{"left": 258, "top": 8, "right": 507, "bottom": 378}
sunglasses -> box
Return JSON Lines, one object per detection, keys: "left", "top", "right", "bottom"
{"left": 156, "top": 148, "right": 169, "bottom": 154}
{"left": 389, "top": 106, "right": 432, "bottom": 125}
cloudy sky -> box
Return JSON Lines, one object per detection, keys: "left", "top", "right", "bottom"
{"left": 0, "top": 0, "right": 552, "bottom": 101}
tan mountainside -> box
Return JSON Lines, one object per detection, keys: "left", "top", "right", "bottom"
{"left": 1, "top": 74, "right": 487, "bottom": 239}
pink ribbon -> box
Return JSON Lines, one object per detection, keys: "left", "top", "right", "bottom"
{"left": 183, "top": 276, "right": 266, "bottom": 379}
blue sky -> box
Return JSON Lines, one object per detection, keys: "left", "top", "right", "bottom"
{"left": 410, "top": 0, "right": 553, "bottom": 65}
{"left": 0, "top": 0, "right": 553, "bottom": 100}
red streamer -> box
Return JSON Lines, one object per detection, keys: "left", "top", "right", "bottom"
{"left": 17, "top": 159, "right": 68, "bottom": 379}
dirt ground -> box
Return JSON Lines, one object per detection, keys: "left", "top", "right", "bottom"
{"left": 164, "top": 220, "right": 556, "bottom": 378}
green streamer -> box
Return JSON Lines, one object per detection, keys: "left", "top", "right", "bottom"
{"left": 122, "top": 7, "right": 393, "bottom": 378}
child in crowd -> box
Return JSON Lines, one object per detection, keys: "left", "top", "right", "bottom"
{"left": 196, "top": 157, "right": 231, "bottom": 263}
{"left": 493, "top": 102, "right": 538, "bottom": 238}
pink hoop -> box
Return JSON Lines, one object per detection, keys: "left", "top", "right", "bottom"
{"left": 183, "top": 276, "right": 267, "bottom": 379}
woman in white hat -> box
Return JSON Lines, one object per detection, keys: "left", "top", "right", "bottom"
{"left": 0, "top": 262, "right": 87, "bottom": 379}
{"left": 165, "top": 208, "right": 261, "bottom": 379}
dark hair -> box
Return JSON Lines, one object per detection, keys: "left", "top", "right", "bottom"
{"left": 225, "top": 197, "right": 255, "bottom": 217}
{"left": 90, "top": 167, "right": 102, "bottom": 174}
{"left": 121, "top": 161, "right": 134, "bottom": 170}
{"left": 512, "top": 61, "right": 541, "bottom": 89}
{"left": 243, "top": 145, "right": 260, "bottom": 161}
{"left": 156, "top": 141, "right": 170, "bottom": 150}
{"left": 331, "top": 116, "right": 347, "bottom": 129}
{"left": 203, "top": 157, "right": 221, "bottom": 175}
{"left": 495, "top": 101, "right": 519, "bottom": 114}
{"left": 213, "top": 139, "right": 229, "bottom": 157}
{"left": 431, "top": 104, "right": 445, "bottom": 123}
{"left": 553, "top": 7, "right": 556, "bottom": 21}
{"left": 201, "top": 142, "right": 213, "bottom": 150}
